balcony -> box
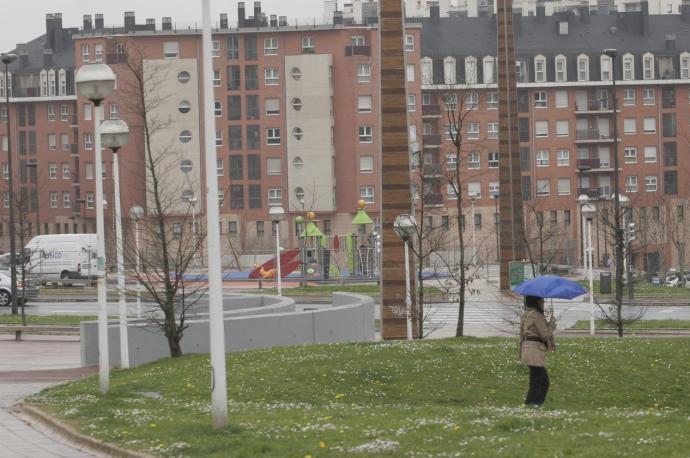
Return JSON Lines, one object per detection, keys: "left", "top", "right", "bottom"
{"left": 577, "top": 158, "right": 613, "bottom": 171}
{"left": 422, "top": 164, "right": 443, "bottom": 177}
{"left": 575, "top": 101, "right": 614, "bottom": 115}
{"left": 575, "top": 129, "right": 614, "bottom": 143}
{"left": 577, "top": 187, "right": 611, "bottom": 199}
{"left": 345, "top": 45, "right": 371, "bottom": 57}
{"left": 422, "top": 134, "right": 442, "bottom": 148}
{"left": 106, "top": 53, "right": 128, "bottom": 65}
{"left": 70, "top": 144, "right": 78, "bottom": 157}
{"left": 422, "top": 104, "right": 442, "bottom": 118}
{"left": 423, "top": 193, "right": 444, "bottom": 207}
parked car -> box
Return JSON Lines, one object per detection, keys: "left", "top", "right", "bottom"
{"left": 0, "top": 271, "right": 39, "bottom": 306}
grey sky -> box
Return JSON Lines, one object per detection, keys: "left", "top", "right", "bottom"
{"left": 1, "top": 0, "right": 325, "bottom": 52}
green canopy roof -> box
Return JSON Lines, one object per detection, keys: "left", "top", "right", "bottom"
{"left": 301, "top": 221, "right": 324, "bottom": 237}
{"left": 352, "top": 209, "right": 373, "bottom": 225}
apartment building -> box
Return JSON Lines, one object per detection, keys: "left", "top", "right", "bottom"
{"left": 415, "top": 3, "right": 690, "bottom": 273}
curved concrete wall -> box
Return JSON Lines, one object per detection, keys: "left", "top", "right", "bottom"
{"left": 80, "top": 293, "right": 375, "bottom": 368}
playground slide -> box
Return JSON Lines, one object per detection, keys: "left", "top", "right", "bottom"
{"left": 248, "top": 249, "right": 300, "bottom": 279}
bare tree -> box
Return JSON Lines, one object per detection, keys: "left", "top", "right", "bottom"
{"left": 522, "top": 200, "right": 569, "bottom": 276}
{"left": 117, "top": 40, "right": 207, "bottom": 357}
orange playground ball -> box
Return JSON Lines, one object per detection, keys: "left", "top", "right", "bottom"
{"left": 306, "top": 211, "right": 316, "bottom": 221}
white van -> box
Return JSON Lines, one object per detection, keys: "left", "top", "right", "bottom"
{"left": 24, "top": 234, "right": 98, "bottom": 281}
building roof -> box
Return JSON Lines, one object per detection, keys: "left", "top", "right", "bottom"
{"left": 6, "top": 30, "right": 76, "bottom": 73}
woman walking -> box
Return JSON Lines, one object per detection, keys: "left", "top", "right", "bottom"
{"left": 519, "top": 295, "right": 556, "bottom": 406}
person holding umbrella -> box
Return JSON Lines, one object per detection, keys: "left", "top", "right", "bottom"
{"left": 513, "top": 275, "right": 587, "bottom": 406}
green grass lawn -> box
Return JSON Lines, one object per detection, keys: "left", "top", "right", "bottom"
{"left": 580, "top": 279, "right": 690, "bottom": 298}
{"left": 28, "top": 338, "right": 690, "bottom": 457}
{"left": 570, "top": 319, "right": 690, "bottom": 330}
{"left": 250, "top": 284, "right": 441, "bottom": 296}
{"left": 0, "top": 315, "right": 98, "bottom": 325}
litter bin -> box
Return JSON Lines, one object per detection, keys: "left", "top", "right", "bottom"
{"left": 600, "top": 272, "right": 611, "bottom": 294}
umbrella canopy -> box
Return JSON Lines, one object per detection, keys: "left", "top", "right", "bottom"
{"left": 512, "top": 275, "right": 587, "bottom": 300}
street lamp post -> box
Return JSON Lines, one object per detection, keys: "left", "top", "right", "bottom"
{"left": 470, "top": 195, "right": 477, "bottom": 265}
{"left": 179, "top": 160, "right": 199, "bottom": 267}
{"left": 129, "top": 205, "right": 144, "bottom": 318}
{"left": 2, "top": 53, "right": 18, "bottom": 316}
{"left": 101, "top": 119, "right": 130, "bottom": 369}
{"left": 24, "top": 161, "right": 40, "bottom": 235}
{"left": 578, "top": 195, "right": 596, "bottom": 336}
{"left": 393, "top": 214, "right": 416, "bottom": 340}
{"left": 76, "top": 62, "right": 116, "bottom": 394}
{"left": 491, "top": 191, "right": 499, "bottom": 263}
{"left": 603, "top": 48, "right": 624, "bottom": 310}
{"left": 269, "top": 206, "right": 285, "bottom": 296}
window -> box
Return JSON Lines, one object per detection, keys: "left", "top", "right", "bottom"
{"left": 247, "top": 125, "right": 260, "bottom": 149}
{"left": 213, "top": 100, "right": 222, "bottom": 117}
{"left": 664, "top": 142, "right": 677, "bottom": 166}
{"left": 555, "top": 55, "right": 567, "bottom": 82}
{"left": 357, "top": 64, "right": 371, "bottom": 83}
{"left": 267, "top": 158, "right": 281, "bottom": 176}
{"left": 600, "top": 55, "right": 612, "bottom": 81}
{"left": 244, "top": 37, "right": 257, "bottom": 60}
{"left": 230, "top": 185, "right": 244, "bottom": 209}
{"left": 465, "top": 92, "right": 478, "bottom": 110}
{"left": 213, "top": 70, "right": 221, "bottom": 86}
{"left": 211, "top": 40, "right": 220, "bottom": 57}
{"left": 644, "top": 146, "right": 657, "bottom": 163}
{"left": 178, "top": 100, "right": 192, "bottom": 114}
{"left": 360, "top": 186, "right": 374, "bottom": 203}
{"left": 447, "top": 184, "right": 459, "bottom": 200}
{"left": 84, "top": 133, "right": 93, "bottom": 150}
{"left": 62, "top": 163, "right": 70, "bottom": 179}
{"left": 246, "top": 95, "right": 259, "bottom": 120}
{"left": 474, "top": 213, "right": 482, "bottom": 230}
{"left": 665, "top": 171, "right": 678, "bottom": 195}
{"left": 643, "top": 117, "right": 656, "bottom": 133}
{"left": 643, "top": 53, "right": 655, "bottom": 80}
{"left": 662, "top": 87, "right": 676, "bottom": 108}
{"left": 178, "top": 130, "right": 192, "bottom": 143}
{"left": 534, "top": 91, "right": 547, "bottom": 108}
{"left": 681, "top": 52, "right": 690, "bottom": 79}
{"left": 50, "top": 192, "right": 58, "bottom": 208}
{"left": 47, "top": 134, "right": 57, "bottom": 150}
{"left": 61, "top": 134, "right": 69, "bottom": 151}
{"left": 444, "top": 57, "right": 456, "bottom": 85}
{"left": 290, "top": 67, "right": 302, "bottom": 80}
{"left": 625, "top": 176, "right": 638, "bottom": 193}
{"left": 623, "top": 53, "right": 635, "bottom": 81}
{"left": 60, "top": 105, "right": 69, "bottom": 121}
{"left": 472, "top": 121, "right": 491, "bottom": 142}
{"left": 264, "top": 38, "right": 278, "bottom": 55}
{"left": 487, "top": 92, "right": 498, "bottom": 109}
{"left": 264, "top": 68, "right": 279, "bottom": 85}
{"left": 488, "top": 152, "right": 499, "bottom": 168}
{"left": 645, "top": 175, "right": 658, "bottom": 192}
{"left": 93, "top": 44, "right": 103, "bottom": 63}
{"left": 404, "top": 34, "right": 414, "bottom": 51}
{"left": 534, "top": 55, "right": 546, "bottom": 82}
{"left": 48, "top": 162, "right": 57, "bottom": 179}
{"left": 163, "top": 42, "right": 179, "bottom": 58}
{"left": 555, "top": 90, "right": 568, "bottom": 108}
{"left": 577, "top": 54, "right": 589, "bottom": 81}
{"left": 557, "top": 178, "right": 570, "bottom": 196}
{"left": 663, "top": 113, "right": 676, "bottom": 137}
{"left": 360, "top": 155, "right": 374, "bottom": 172}
{"left": 229, "top": 155, "right": 243, "bottom": 179}
{"left": 292, "top": 127, "right": 303, "bottom": 140}
{"left": 407, "top": 94, "right": 416, "bottom": 112}
{"left": 467, "top": 151, "right": 480, "bottom": 169}
{"left": 536, "top": 150, "right": 550, "bottom": 167}
{"left": 466, "top": 122, "right": 479, "bottom": 140}
{"left": 245, "top": 65, "right": 258, "bottom": 90}
{"left": 47, "top": 105, "right": 55, "bottom": 121}
{"left": 351, "top": 36, "right": 365, "bottom": 46}
{"left": 556, "top": 149, "right": 569, "bottom": 166}
{"left": 444, "top": 94, "right": 458, "bottom": 111}
{"left": 489, "top": 181, "right": 499, "bottom": 196}
{"left": 421, "top": 58, "right": 433, "bottom": 84}
{"left": 83, "top": 103, "right": 93, "bottom": 121}
{"left": 468, "top": 182, "right": 481, "bottom": 198}
{"left": 624, "top": 118, "right": 636, "bottom": 134}
{"left": 301, "top": 36, "right": 315, "bottom": 53}
{"left": 81, "top": 44, "right": 90, "bottom": 62}
{"left": 267, "top": 188, "right": 282, "bottom": 206}
{"left": 465, "top": 56, "right": 477, "bottom": 84}
{"left": 86, "top": 193, "right": 95, "bottom": 209}
{"left": 624, "top": 147, "right": 637, "bottom": 163}
{"left": 358, "top": 95, "right": 372, "bottom": 113}
{"left": 624, "top": 88, "right": 635, "bottom": 105}
{"left": 556, "top": 120, "right": 569, "bottom": 137}
{"left": 643, "top": 88, "right": 655, "bottom": 105}
{"left": 359, "top": 126, "right": 373, "bottom": 143}
{"left": 265, "top": 98, "right": 280, "bottom": 116}
{"left": 406, "top": 64, "right": 416, "bottom": 82}
{"left": 177, "top": 71, "right": 191, "bottom": 84}
{"left": 249, "top": 185, "right": 261, "bottom": 208}
{"left": 62, "top": 192, "right": 71, "bottom": 208}
{"left": 215, "top": 129, "right": 223, "bottom": 146}
{"left": 290, "top": 97, "right": 302, "bottom": 111}
{"left": 535, "top": 121, "right": 548, "bottom": 138}
{"left": 537, "top": 179, "right": 550, "bottom": 197}
{"left": 266, "top": 128, "right": 280, "bottom": 145}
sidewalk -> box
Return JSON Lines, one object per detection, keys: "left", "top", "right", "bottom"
{"left": 0, "top": 340, "right": 99, "bottom": 457}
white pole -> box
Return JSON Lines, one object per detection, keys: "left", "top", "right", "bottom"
{"left": 192, "top": 202, "right": 197, "bottom": 267}
{"left": 94, "top": 104, "right": 109, "bottom": 394}
{"left": 404, "top": 240, "right": 412, "bottom": 340}
{"left": 135, "top": 218, "right": 141, "bottom": 318}
{"left": 587, "top": 218, "right": 595, "bottom": 336}
{"left": 276, "top": 221, "right": 282, "bottom": 296}
{"left": 471, "top": 199, "right": 477, "bottom": 264}
{"left": 113, "top": 152, "right": 129, "bottom": 369}
{"left": 202, "top": 0, "right": 228, "bottom": 429}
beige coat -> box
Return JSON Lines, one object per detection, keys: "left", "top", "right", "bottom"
{"left": 519, "top": 308, "right": 556, "bottom": 367}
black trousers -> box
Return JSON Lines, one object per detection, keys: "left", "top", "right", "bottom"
{"left": 525, "top": 366, "right": 550, "bottom": 405}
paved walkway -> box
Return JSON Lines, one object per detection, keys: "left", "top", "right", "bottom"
{"left": 0, "top": 340, "right": 99, "bottom": 457}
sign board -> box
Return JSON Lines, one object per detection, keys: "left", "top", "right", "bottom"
{"left": 509, "top": 261, "right": 539, "bottom": 288}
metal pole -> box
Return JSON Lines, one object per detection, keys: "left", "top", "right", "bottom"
{"left": 202, "top": 0, "right": 229, "bottom": 429}
{"left": 112, "top": 151, "right": 129, "bottom": 369}
{"left": 404, "top": 239, "right": 412, "bottom": 340}
{"left": 587, "top": 218, "right": 595, "bottom": 335}
{"left": 4, "top": 61, "right": 18, "bottom": 316}
{"left": 135, "top": 218, "right": 141, "bottom": 318}
{"left": 610, "top": 56, "right": 624, "bottom": 310}
{"left": 94, "top": 103, "right": 110, "bottom": 394}
{"left": 471, "top": 198, "right": 476, "bottom": 264}
{"left": 192, "top": 202, "right": 197, "bottom": 267}
{"left": 276, "top": 221, "right": 282, "bottom": 296}
{"left": 494, "top": 196, "right": 499, "bottom": 263}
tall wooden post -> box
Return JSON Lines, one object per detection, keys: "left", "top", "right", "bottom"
{"left": 497, "top": 0, "right": 526, "bottom": 289}
{"left": 379, "top": 0, "right": 415, "bottom": 339}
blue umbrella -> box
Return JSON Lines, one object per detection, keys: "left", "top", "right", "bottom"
{"left": 512, "top": 275, "right": 587, "bottom": 300}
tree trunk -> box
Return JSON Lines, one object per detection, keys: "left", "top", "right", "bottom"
{"left": 167, "top": 333, "right": 183, "bottom": 357}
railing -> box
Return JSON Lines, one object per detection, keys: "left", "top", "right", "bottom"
{"left": 576, "top": 101, "right": 611, "bottom": 112}
{"left": 422, "top": 164, "right": 443, "bottom": 176}
{"left": 345, "top": 45, "right": 371, "bottom": 57}
{"left": 577, "top": 187, "right": 611, "bottom": 199}
{"left": 422, "top": 134, "right": 442, "bottom": 146}
{"left": 577, "top": 158, "right": 600, "bottom": 170}
{"left": 576, "top": 129, "right": 612, "bottom": 141}
{"left": 422, "top": 105, "right": 441, "bottom": 117}
{"left": 423, "top": 193, "right": 444, "bottom": 206}
{"left": 106, "top": 53, "right": 128, "bottom": 65}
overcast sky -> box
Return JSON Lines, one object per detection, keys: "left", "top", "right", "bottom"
{"left": 1, "top": 0, "right": 325, "bottom": 52}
